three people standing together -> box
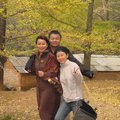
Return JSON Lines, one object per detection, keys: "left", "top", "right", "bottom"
{"left": 25, "top": 30, "right": 94, "bottom": 120}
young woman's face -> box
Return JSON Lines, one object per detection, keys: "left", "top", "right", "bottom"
{"left": 49, "top": 34, "right": 61, "bottom": 47}
{"left": 56, "top": 51, "right": 68, "bottom": 64}
{"left": 36, "top": 39, "right": 48, "bottom": 53}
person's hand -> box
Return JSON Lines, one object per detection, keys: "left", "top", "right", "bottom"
{"left": 38, "top": 71, "right": 44, "bottom": 77}
{"left": 72, "top": 67, "right": 79, "bottom": 76}
{"left": 27, "top": 69, "right": 31, "bottom": 73}
{"left": 48, "top": 78, "right": 60, "bottom": 85}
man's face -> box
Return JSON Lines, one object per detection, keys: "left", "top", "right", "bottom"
{"left": 49, "top": 34, "right": 61, "bottom": 47}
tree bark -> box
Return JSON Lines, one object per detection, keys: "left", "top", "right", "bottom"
{"left": 84, "top": 51, "right": 91, "bottom": 70}
{"left": 0, "top": 0, "right": 7, "bottom": 88}
{"left": 84, "top": 0, "right": 94, "bottom": 70}
{"left": 102, "top": 0, "right": 109, "bottom": 21}
{"left": 86, "top": 0, "right": 94, "bottom": 33}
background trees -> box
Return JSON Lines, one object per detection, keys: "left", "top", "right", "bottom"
{"left": 0, "top": 0, "right": 7, "bottom": 84}
{"left": 0, "top": 0, "right": 120, "bottom": 82}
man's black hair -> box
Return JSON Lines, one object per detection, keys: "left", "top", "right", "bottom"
{"left": 48, "top": 30, "right": 62, "bottom": 39}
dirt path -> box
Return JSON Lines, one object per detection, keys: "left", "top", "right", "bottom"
{"left": 0, "top": 80, "right": 120, "bottom": 120}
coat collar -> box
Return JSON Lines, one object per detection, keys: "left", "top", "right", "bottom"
{"left": 35, "top": 49, "right": 50, "bottom": 58}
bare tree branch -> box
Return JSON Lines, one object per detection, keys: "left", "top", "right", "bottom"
{"left": 111, "top": 14, "right": 120, "bottom": 21}
{"left": 5, "top": 32, "right": 38, "bottom": 41}
{"left": 47, "top": 11, "right": 78, "bottom": 29}
{"left": 5, "top": 29, "right": 49, "bottom": 41}
{"left": 8, "top": 9, "right": 29, "bottom": 17}
{"left": 95, "top": 12, "right": 105, "bottom": 21}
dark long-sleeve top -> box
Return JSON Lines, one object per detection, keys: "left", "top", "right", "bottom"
{"left": 68, "top": 52, "right": 86, "bottom": 73}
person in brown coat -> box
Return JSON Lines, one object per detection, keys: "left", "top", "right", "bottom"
{"left": 31, "top": 35, "right": 61, "bottom": 120}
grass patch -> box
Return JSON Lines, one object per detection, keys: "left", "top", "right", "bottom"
{"left": 0, "top": 114, "right": 16, "bottom": 120}
{"left": 93, "top": 21, "right": 120, "bottom": 32}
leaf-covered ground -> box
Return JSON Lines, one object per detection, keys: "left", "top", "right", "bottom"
{"left": 0, "top": 79, "right": 120, "bottom": 120}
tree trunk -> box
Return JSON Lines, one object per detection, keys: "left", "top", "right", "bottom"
{"left": 86, "top": 0, "right": 94, "bottom": 33}
{"left": 0, "top": 56, "right": 6, "bottom": 89}
{"left": 84, "top": 0, "right": 94, "bottom": 70}
{"left": 105, "top": 0, "right": 109, "bottom": 21}
{"left": 84, "top": 52, "right": 91, "bottom": 70}
{"left": 102, "top": 0, "right": 109, "bottom": 21}
{"left": 0, "top": 0, "right": 7, "bottom": 89}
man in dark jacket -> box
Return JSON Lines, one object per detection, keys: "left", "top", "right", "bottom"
{"left": 48, "top": 30, "right": 94, "bottom": 79}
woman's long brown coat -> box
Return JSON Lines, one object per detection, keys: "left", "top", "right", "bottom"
{"left": 33, "top": 50, "right": 61, "bottom": 120}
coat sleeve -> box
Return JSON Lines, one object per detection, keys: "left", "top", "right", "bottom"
{"left": 69, "top": 51, "right": 94, "bottom": 78}
{"left": 25, "top": 54, "right": 36, "bottom": 75}
{"left": 43, "top": 55, "right": 59, "bottom": 79}
{"left": 68, "top": 52, "right": 86, "bottom": 72}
